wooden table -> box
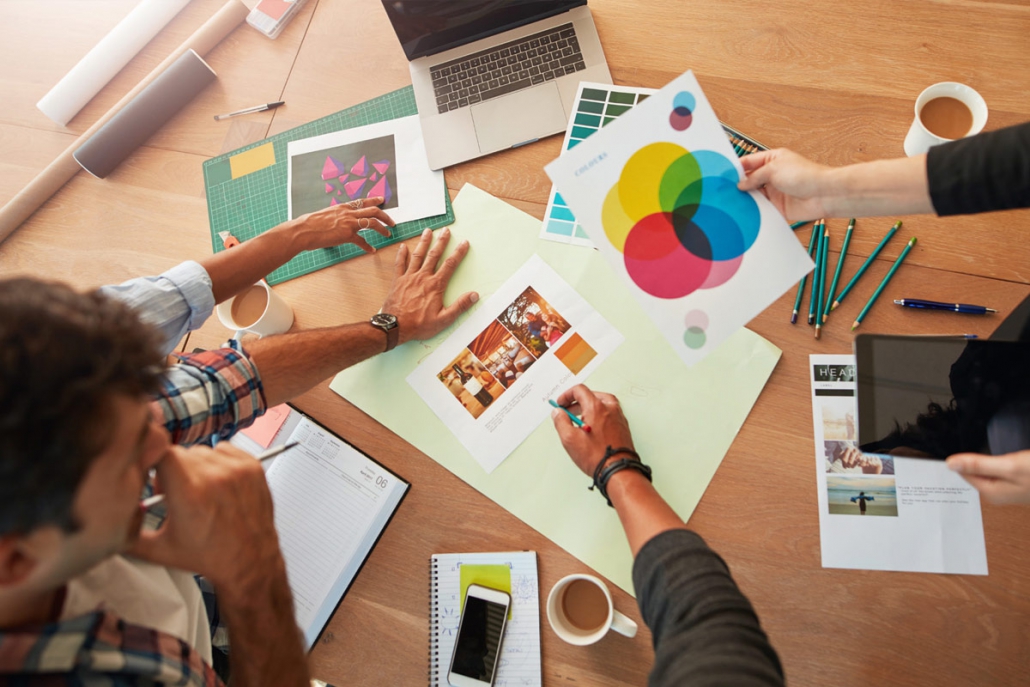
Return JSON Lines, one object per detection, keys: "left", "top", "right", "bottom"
{"left": 3, "top": 1, "right": 1030, "bottom": 684}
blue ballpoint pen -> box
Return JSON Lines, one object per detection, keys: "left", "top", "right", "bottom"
{"left": 893, "top": 298, "right": 997, "bottom": 315}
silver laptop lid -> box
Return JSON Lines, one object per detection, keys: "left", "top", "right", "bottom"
{"left": 381, "top": 0, "right": 586, "bottom": 60}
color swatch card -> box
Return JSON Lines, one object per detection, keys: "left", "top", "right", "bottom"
{"left": 541, "top": 83, "right": 656, "bottom": 247}
{"left": 287, "top": 115, "right": 445, "bottom": 224}
{"left": 407, "top": 255, "right": 623, "bottom": 473}
{"left": 545, "top": 71, "right": 813, "bottom": 366}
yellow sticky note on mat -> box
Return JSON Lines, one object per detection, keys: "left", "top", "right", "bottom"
{"left": 229, "top": 142, "right": 276, "bottom": 179}
{"left": 459, "top": 564, "right": 512, "bottom": 619}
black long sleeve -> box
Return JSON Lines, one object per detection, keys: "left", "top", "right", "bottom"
{"left": 632, "top": 529, "right": 785, "bottom": 687}
{"left": 927, "top": 122, "right": 1030, "bottom": 216}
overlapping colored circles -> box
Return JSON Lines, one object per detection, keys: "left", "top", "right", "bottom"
{"left": 601, "top": 102, "right": 761, "bottom": 348}
{"left": 670, "top": 91, "right": 695, "bottom": 131}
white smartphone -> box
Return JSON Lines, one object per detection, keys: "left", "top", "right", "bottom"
{"left": 447, "top": 584, "right": 512, "bottom": 687}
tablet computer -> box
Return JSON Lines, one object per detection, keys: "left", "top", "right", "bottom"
{"left": 855, "top": 334, "right": 1030, "bottom": 459}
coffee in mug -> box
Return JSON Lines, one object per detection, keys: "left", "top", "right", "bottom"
{"left": 230, "top": 284, "right": 269, "bottom": 328}
{"left": 561, "top": 579, "right": 609, "bottom": 632}
{"left": 919, "top": 97, "right": 973, "bottom": 140}
{"left": 546, "top": 574, "right": 637, "bottom": 645}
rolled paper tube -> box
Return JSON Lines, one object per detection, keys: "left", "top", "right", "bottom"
{"left": 0, "top": 0, "right": 249, "bottom": 244}
{"left": 74, "top": 50, "right": 216, "bottom": 178}
{"left": 37, "top": 0, "right": 194, "bottom": 126}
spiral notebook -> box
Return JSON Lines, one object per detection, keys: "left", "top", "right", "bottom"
{"left": 429, "top": 552, "right": 541, "bottom": 687}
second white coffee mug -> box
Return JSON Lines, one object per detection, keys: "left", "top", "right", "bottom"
{"left": 216, "top": 280, "right": 294, "bottom": 339}
{"left": 903, "top": 82, "right": 987, "bottom": 157}
{"left": 546, "top": 574, "right": 638, "bottom": 645}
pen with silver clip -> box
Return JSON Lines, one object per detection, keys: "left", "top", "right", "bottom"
{"left": 894, "top": 298, "right": 997, "bottom": 315}
{"left": 140, "top": 441, "right": 299, "bottom": 510}
{"left": 214, "top": 100, "right": 285, "bottom": 121}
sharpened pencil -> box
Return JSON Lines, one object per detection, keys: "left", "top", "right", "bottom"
{"left": 852, "top": 237, "right": 918, "bottom": 330}
{"left": 815, "top": 222, "right": 830, "bottom": 339}
{"left": 791, "top": 224, "right": 820, "bottom": 323}
{"left": 824, "top": 218, "right": 855, "bottom": 322}
{"left": 808, "top": 220, "right": 825, "bottom": 325}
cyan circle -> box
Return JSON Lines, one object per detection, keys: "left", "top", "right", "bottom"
{"left": 686, "top": 202, "right": 746, "bottom": 261}
{"left": 673, "top": 91, "right": 696, "bottom": 113}
{"left": 695, "top": 176, "right": 760, "bottom": 253}
{"left": 692, "top": 150, "right": 739, "bottom": 183}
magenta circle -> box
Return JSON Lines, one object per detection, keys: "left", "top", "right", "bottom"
{"left": 683, "top": 309, "right": 709, "bottom": 330}
{"left": 669, "top": 111, "right": 693, "bottom": 131}
{"left": 624, "top": 234, "right": 710, "bottom": 299}
{"left": 700, "top": 255, "right": 744, "bottom": 289}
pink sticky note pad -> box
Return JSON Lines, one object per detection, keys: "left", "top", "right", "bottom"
{"left": 256, "top": 0, "right": 292, "bottom": 21}
{"left": 242, "top": 404, "right": 291, "bottom": 448}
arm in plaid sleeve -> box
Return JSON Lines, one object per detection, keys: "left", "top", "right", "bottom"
{"left": 153, "top": 340, "right": 266, "bottom": 446}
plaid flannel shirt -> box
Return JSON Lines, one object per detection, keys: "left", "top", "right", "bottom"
{"left": 0, "top": 610, "right": 224, "bottom": 686}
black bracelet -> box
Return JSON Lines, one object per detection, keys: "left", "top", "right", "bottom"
{"left": 590, "top": 446, "right": 637, "bottom": 490}
{"left": 589, "top": 446, "right": 651, "bottom": 507}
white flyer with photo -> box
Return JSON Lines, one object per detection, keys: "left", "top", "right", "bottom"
{"left": 810, "top": 354, "right": 987, "bottom": 574}
{"left": 286, "top": 115, "right": 444, "bottom": 223}
{"left": 408, "top": 255, "right": 624, "bottom": 473}
{"left": 545, "top": 70, "right": 812, "bottom": 367}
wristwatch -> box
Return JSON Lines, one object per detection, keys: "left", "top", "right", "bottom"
{"left": 369, "top": 312, "right": 399, "bottom": 352}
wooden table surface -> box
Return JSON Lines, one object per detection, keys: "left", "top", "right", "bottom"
{"left": 3, "top": 1, "right": 1030, "bottom": 685}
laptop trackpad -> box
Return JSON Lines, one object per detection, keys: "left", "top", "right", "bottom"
{"left": 471, "top": 83, "right": 567, "bottom": 153}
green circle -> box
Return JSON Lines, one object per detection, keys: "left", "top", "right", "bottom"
{"left": 683, "top": 326, "right": 706, "bottom": 349}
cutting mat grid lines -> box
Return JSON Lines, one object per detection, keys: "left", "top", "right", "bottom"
{"left": 204, "top": 88, "right": 454, "bottom": 285}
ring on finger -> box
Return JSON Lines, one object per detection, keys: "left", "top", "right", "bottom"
{"left": 358, "top": 217, "right": 370, "bottom": 229}
{"left": 348, "top": 199, "right": 364, "bottom": 209}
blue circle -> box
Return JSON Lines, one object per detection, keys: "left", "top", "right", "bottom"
{"left": 673, "top": 91, "right": 696, "bottom": 113}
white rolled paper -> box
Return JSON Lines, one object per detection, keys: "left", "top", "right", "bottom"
{"left": 37, "top": 0, "right": 193, "bottom": 126}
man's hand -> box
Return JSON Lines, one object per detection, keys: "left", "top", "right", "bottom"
{"left": 281, "top": 195, "right": 395, "bottom": 254}
{"left": 380, "top": 227, "right": 479, "bottom": 345}
{"left": 551, "top": 384, "right": 635, "bottom": 476}
{"left": 947, "top": 450, "right": 1030, "bottom": 505}
{"left": 129, "top": 444, "right": 283, "bottom": 591}
{"left": 737, "top": 148, "right": 832, "bottom": 222}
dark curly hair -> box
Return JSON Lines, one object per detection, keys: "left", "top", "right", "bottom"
{"left": 0, "top": 278, "right": 165, "bottom": 536}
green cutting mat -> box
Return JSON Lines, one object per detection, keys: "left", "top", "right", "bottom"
{"left": 203, "top": 87, "right": 453, "bottom": 285}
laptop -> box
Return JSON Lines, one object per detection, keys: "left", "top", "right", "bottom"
{"left": 381, "top": 0, "right": 613, "bottom": 170}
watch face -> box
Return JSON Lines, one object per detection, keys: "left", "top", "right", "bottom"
{"left": 372, "top": 313, "right": 398, "bottom": 329}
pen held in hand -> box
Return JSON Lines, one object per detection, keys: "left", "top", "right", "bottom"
{"left": 548, "top": 399, "right": 591, "bottom": 432}
{"left": 140, "top": 441, "right": 300, "bottom": 510}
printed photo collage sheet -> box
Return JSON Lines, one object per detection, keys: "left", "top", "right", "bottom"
{"left": 810, "top": 355, "right": 987, "bottom": 574}
{"left": 408, "top": 255, "right": 623, "bottom": 473}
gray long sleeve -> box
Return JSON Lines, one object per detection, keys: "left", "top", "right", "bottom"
{"left": 632, "top": 529, "right": 784, "bottom": 687}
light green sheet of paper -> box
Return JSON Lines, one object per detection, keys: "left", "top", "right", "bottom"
{"left": 330, "top": 184, "right": 781, "bottom": 595}
{"left": 459, "top": 564, "right": 512, "bottom": 619}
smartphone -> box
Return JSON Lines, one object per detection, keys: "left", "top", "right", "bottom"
{"left": 447, "top": 584, "right": 511, "bottom": 687}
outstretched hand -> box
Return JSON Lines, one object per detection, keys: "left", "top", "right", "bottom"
{"left": 287, "top": 195, "right": 396, "bottom": 254}
{"left": 380, "top": 227, "right": 479, "bottom": 345}
{"left": 947, "top": 450, "right": 1030, "bottom": 505}
{"left": 737, "top": 148, "right": 832, "bottom": 222}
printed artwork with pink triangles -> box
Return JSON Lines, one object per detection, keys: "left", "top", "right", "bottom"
{"left": 290, "top": 133, "right": 399, "bottom": 218}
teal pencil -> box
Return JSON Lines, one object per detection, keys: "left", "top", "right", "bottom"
{"left": 823, "top": 218, "right": 855, "bottom": 322}
{"left": 791, "top": 225, "right": 820, "bottom": 323}
{"left": 831, "top": 221, "right": 901, "bottom": 311}
{"left": 790, "top": 220, "right": 811, "bottom": 231}
{"left": 852, "top": 237, "right": 918, "bottom": 330}
{"left": 548, "top": 399, "right": 591, "bottom": 432}
{"left": 807, "top": 219, "right": 825, "bottom": 325}
{"left": 814, "top": 222, "right": 830, "bottom": 339}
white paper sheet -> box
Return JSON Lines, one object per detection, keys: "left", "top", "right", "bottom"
{"left": 37, "top": 0, "right": 194, "bottom": 126}
{"left": 810, "top": 354, "right": 988, "bottom": 574}
{"left": 545, "top": 70, "right": 813, "bottom": 367}
{"left": 407, "top": 254, "right": 623, "bottom": 473}
{"left": 286, "top": 115, "right": 444, "bottom": 224}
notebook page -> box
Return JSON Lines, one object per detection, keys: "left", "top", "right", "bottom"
{"left": 264, "top": 416, "right": 408, "bottom": 648}
{"left": 431, "top": 552, "right": 540, "bottom": 687}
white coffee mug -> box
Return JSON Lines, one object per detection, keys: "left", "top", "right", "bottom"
{"left": 546, "top": 574, "right": 638, "bottom": 645}
{"left": 903, "top": 82, "right": 988, "bottom": 156}
{"left": 216, "top": 281, "right": 294, "bottom": 339}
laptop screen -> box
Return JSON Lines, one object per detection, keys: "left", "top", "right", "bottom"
{"left": 381, "top": 0, "right": 586, "bottom": 60}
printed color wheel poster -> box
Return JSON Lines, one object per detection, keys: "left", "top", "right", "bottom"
{"left": 545, "top": 70, "right": 813, "bottom": 366}
{"left": 408, "top": 255, "right": 623, "bottom": 473}
{"left": 287, "top": 115, "right": 445, "bottom": 225}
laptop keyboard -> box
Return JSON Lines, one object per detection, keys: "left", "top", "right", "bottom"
{"left": 431, "top": 23, "right": 585, "bottom": 114}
